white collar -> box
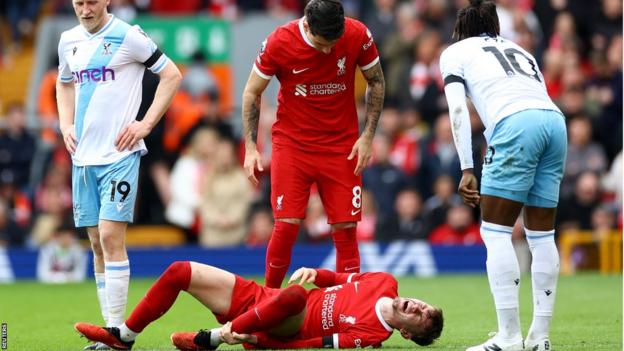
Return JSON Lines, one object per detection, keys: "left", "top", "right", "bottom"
{"left": 375, "top": 297, "right": 394, "bottom": 332}
{"left": 298, "top": 17, "right": 316, "bottom": 49}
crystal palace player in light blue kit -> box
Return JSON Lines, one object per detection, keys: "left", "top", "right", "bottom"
{"left": 56, "top": 1, "right": 181, "bottom": 348}
{"left": 439, "top": 1, "right": 566, "bottom": 351}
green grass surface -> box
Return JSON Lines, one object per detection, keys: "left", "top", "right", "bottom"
{"left": 0, "top": 273, "right": 621, "bottom": 350}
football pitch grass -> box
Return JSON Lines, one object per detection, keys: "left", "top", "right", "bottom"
{"left": 1, "top": 273, "right": 621, "bottom": 350}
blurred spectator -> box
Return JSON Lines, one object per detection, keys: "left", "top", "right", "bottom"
{"left": 407, "top": 29, "right": 445, "bottom": 124}
{"left": 595, "top": 35, "right": 623, "bottom": 160}
{"left": 0, "top": 176, "right": 31, "bottom": 239}
{"left": 363, "top": 0, "right": 397, "bottom": 59}
{"left": 378, "top": 107, "right": 421, "bottom": 176}
{"left": 0, "top": 102, "right": 36, "bottom": 190}
{"left": 590, "top": 0, "right": 622, "bottom": 49}
{"left": 376, "top": 188, "right": 427, "bottom": 241}
{"left": 165, "top": 128, "right": 219, "bottom": 240}
{"left": 382, "top": 2, "right": 423, "bottom": 105}
{"left": 0, "top": 198, "right": 26, "bottom": 247}
{"left": 422, "top": 174, "right": 462, "bottom": 234}
{"left": 36, "top": 221, "right": 86, "bottom": 284}
{"left": 149, "top": 0, "right": 202, "bottom": 15}
{"left": 429, "top": 204, "right": 481, "bottom": 245}
{"left": 363, "top": 134, "right": 408, "bottom": 219}
{"left": 557, "top": 171, "right": 602, "bottom": 231}
{"left": 423, "top": 0, "right": 455, "bottom": 39}
{"left": 30, "top": 164, "right": 72, "bottom": 245}
{"left": 561, "top": 116, "right": 608, "bottom": 197}
{"left": 110, "top": 0, "right": 137, "bottom": 22}
{"left": 199, "top": 139, "right": 252, "bottom": 247}
{"left": 5, "top": 0, "right": 41, "bottom": 52}
{"left": 299, "top": 192, "right": 331, "bottom": 243}
{"left": 418, "top": 113, "right": 460, "bottom": 199}
{"left": 245, "top": 206, "right": 274, "bottom": 247}
{"left": 180, "top": 51, "right": 219, "bottom": 102}
{"left": 356, "top": 190, "right": 377, "bottom": 242}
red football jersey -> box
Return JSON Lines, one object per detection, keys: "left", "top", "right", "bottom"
{"left": 299, "top": 271, "right": 397, "bottom": 348}
{"left": 254, "top": 17, "right": 380, "bottom": 154}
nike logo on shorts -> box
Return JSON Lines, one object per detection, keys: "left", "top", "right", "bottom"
{"left": 351, "top": 209, "right": 361, "bottom": 216}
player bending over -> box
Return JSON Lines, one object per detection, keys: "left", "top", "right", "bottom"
{"left": 440, "top": 0, "right": 567, "bottom": 350}
{"left": 75, "top": 262, "right": 443, "bottom": 350}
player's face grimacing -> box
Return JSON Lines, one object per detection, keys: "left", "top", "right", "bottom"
{"left": 392, "top": 297, "right": 435, "bottom": 337}
{"left": 73, "top": 0, "right": 110, "bottom": 33}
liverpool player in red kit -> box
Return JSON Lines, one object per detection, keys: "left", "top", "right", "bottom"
{"left": 241, "top": 0, "right": 386, "bottom": 287}
{"left": 74, "top": 262, "right": 443, "bottom": 350}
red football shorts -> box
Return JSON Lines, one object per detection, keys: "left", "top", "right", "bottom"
{"left": 270, "top": 145, "right": 362, "bottom": 224}
{"left": 213, "top": 275, "right": 280, "bottom": 324}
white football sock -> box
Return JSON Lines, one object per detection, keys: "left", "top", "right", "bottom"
{"left": 105, "top": 260, "right": 130, "bottom": 327}
{"left": 95, "top": 273, "right": 109, "bottom": 326}
{"left": 526, "top": 228, "right": 559, "bottom": 340}
{"left": 481, "top": 221, "right": 521, "bottom": 340}
{"left": 118, "top": 323, "right": 138, "bottom": 342}
{"left": 210, "top": 328, "right": 223, "bottom": 347}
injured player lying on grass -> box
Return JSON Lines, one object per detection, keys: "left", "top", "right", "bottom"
{"left": 75, "top": 261, "right": 443, "bottom": 350}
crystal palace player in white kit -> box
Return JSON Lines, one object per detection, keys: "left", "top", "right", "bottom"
{"left": 56, "top": 1, "right": 181, "bottom": 349}
{"left": 439, "top": 1, "right": 567, "bottom": 351}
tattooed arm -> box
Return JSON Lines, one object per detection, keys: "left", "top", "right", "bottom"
{"left": 348, "top": 61, "right": 385, "bottom": 175}
{"left": 242, "top": 70, "right": 271, "bottom": 186}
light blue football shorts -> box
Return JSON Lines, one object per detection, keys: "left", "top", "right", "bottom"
{"left": 72, "top": 152, "right": 141, "bottom": 227}
{"left": 481, "top": 109, "right": 567, "bottom": 208}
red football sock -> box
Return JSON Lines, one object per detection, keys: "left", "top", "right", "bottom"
{"left": 265, "top": 221, "right": 300, "bottom": 288}
{"left": 125, "top": 261, "right": 191, "bottom": 333}
{"left": 332, "top": 226, "right": 360, "bottom": 273}
{"left": 231, "top": 284, "right": 307, "bottom": 334}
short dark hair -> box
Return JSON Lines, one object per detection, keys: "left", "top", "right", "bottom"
{"left": 411, "top": 307, "right": 444, "bottom": 346}
{"left": 304, "top": 0, "right": 345, "bottom": 41}
{"left": 452, "top": 0, "right": 499, "bottom": 41}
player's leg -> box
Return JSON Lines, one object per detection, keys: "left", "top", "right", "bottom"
{"left": 76, "top": 261, "right": 235, "bottom": 349}
{"left": 73, "top": 164, "right": 111, "bottom": 350}
{"left": 468, "top": 111, "right": 545, "bottom": 351}
{"left": 98, "top": 153, "right": 141, "bottom": 327}
{"left": 265, "top": 146, "right": 312, "bottom": 287}
{"left": 523, "top": 112, "right": 566, "bottom": 351}
{"left": 318, "top": 152, "right": 361, "bottom": 273}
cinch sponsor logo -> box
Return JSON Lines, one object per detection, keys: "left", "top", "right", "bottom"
{"left": 72, "top": 66, "right": 116, "bottom": 83}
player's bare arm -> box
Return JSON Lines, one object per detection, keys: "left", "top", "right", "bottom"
{"left": 56, "top": 79, "right": 77, "bottom": 154}
{"left": 242, "top": 70, "right": 271, "bottom": 186}
{"left": 348, "top": 61, "right": 385, "bottom": 175}
{"left": 115, "top": 61, "right": 182, "bottom": 151}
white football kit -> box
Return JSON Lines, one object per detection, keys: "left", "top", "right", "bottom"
{"left": 57, "top": 14, "right": 169, "bottom": 166}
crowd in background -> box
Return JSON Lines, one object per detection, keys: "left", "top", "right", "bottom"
{"left": 0, "top": 1, "right": 621, "bottom": 271}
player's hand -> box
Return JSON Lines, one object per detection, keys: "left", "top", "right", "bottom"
{"left": 233, "top": 332, "right": 258, "bottom": 344}
{"left": 220, "top": 322, "right": 239, "bottom": 345}
{"left": 348, "top": 135, "right": 373, "bottom": 176}
{"left": 243, "top": 147, "right": 264, "bottom": 186}
{"left": 115, "top": 120, "right": 151, "bottom": 152}
{"left": 458, "top": 169, "right": 480, "bottom": 207}
{"left": 61, "top": 124, "right": 77, "bottom": 154}
{"left": 288, "top": 267, "right": 317, "bottom": 285}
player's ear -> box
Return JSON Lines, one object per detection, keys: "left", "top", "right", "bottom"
{"left": 399, "top": 328, "right": 412, "bottom": 340}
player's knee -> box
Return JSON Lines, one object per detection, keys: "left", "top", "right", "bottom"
{"left": 279, "top": 284, "right": 307, "bottom": 314}
{"left": 164, "top": 261, "right": 192, "bottom": 290}
{"left": 90, "top": 240, "right": 104, "bottom": 257}
{"left": 99, "top": 231, "right": 123, "bottom": 252}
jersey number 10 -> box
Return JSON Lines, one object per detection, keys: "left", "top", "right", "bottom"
{"left": 482, "top": 46, "right": 541, "bottom": 82}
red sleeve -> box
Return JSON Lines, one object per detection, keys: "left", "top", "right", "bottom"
{"left": 354, "top": 21, "right": 379, "bottom": 70}
{"left": 253, "top": 30, "right": 280, "bottom": 79}
{"left": 249, "top": 332, "right": 383, "bottom": 349}
{"left": 314, "top": 270, "right": 396, "bottom": 288}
